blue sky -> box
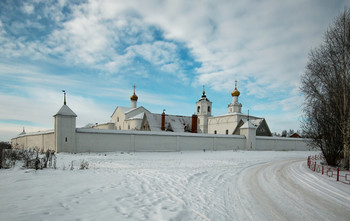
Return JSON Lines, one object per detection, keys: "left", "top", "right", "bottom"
{"left": 0, "top": 0, "right": 348, "bottom": 141}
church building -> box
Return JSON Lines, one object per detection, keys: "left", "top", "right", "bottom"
{"left": 197, "top": 81, "right": 272, "bottom": 136}
{"left": 93, "top": 85, "right": 199, "bottom": 133}
{"left": 93, "top": 82, "right": 271, "bottom": 137}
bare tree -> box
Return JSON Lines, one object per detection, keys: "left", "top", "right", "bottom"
{"left": 301, "top": 8, "right": 350, "bottom": 169}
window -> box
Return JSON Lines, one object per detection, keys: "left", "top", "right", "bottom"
{"left": 117, "top": 117, "right": 119, "bottom": 122}
{"left": 197, "top": 106, "right": 200, "bottom": 113}
{"left": 65, "top": 137, "right": 67, "bottom": 142}
{"left": 208, "top": 106, "right": 211, "bottom": 112}
{"left": 226, "top": 130, "right": 229, "bottom": 135}
{"left": 214, "top": 130, "right": 217, "bottom": 134}
{"left": 119, "top": 126, "right": 121, "bottom": 130}
{"left": 128, "top": 124, "right": 130, "bottom": 129}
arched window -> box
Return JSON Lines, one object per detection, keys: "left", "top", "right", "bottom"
{"left": 214, "top": 130, "right": 217, "bottom": 134}
{"left": 197, "top": 106, "right": 200, "bottom": 113}
{"left": 226, "top": 129, "right": 229, "bottom": 134}
{"left": 208, "top": 106, "right": 211, "bottom": 112}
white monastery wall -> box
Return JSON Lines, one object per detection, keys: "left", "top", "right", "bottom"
{"left": 76, "top": 132, "right": 132, "bottom": 152}
{"left": 11, "top": 132, "right": 54, "bottom": 151}
{"left": 11, "top": 129, "right": 311, "bottom": 153}
{"left": 74, "top": 129, "right": 246, "bottom": 152}
{"left": 256, "top": 136, "right": 311, "bottom": 151}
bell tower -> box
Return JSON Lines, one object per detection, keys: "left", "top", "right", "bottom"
{"left": 228, "top": 80, "right": 242, "bottom": 113}
{"left": 195, "top": 86, "right": 212, "bottom": 133}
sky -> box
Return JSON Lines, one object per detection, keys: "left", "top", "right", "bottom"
{"left": 0, "top": 0, "right": 348, "bottom": 142}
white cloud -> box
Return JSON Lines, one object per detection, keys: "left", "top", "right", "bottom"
{"left": 252, "top": 95, "right": 304, "bottom": 112}
{"left": 130, "top": 0, "right": 338, "bottom": 95}
{"left": 128, "top": 41, "right": 177, "bottom": 65}
{"left": 22, "top": 3, "right": 34, "bottom": 15}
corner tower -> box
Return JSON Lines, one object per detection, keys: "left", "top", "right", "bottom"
{"left": 228, "top": 80, "right": 242, "bottom": 113}
{"left": 196, "top": 86, "right": 212, "bottom": 133}
{"left": 54, "top": 90, "right": 77, "bottom": 153}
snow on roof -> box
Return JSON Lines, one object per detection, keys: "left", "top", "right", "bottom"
{"left": 54, "top": 105, "right": 77, "bottom": 117}
{"left": 120, "top": 106, "right": 135, "bottom": 113}
{"left": 210, "top": 112, "right": 261, "bottom": 119}
{"left": 15, "top": 129, "right": 54, "bottom": 137}
{"left": 126, "top": 112, "right": 144, "bottom": 120}
{"left": 240, "top": 120, "right": 257, "bottom": 129}
{"left": 111, "top": 106, "right": 150, "bottom": 118}
{"left": 110, "top": 106, "right": 133, "bottom": 118}
{"left": 250, "top": 119, "right": 263, "bottom": 127}
{"left": 240, "top": 118, "right": 263, "bottom": 127}
{"left": 145, "top": 113, "right": 200, "bottom": 133}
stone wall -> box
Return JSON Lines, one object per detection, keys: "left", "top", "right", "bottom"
{"left": 256, "top": 136, "right": 311, "bottom": 151}
{"left": 11, "top": 131, "right": 55, "bottom": 151}
{"left": 11, "top": 128, "right": 311, "bottom": 153}
{"left": 75, "top": 129, "right": 246, "bottom": 152}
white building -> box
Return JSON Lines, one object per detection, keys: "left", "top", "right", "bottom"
{"left": 93, "top": 82, "right": 271, "bottom": 136}
{"left": 93, "top": 85, "right": 199, "bottom": 133}
{"left": 197, "top": 81, "right": 272, "bottom": 136}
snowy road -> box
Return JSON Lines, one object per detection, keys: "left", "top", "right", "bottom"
{"left": 231, "top": 159, "right": 350, "bottom": 221}
{"left": 0, "top": 151, "right": 349, "bottom": 221}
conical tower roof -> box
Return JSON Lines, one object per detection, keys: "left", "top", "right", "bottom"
{"left": 54, "top": 104, "right": 77, "bottom": 117}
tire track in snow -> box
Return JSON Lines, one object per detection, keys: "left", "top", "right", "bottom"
{"left": 233, "top": 158, "right": 350, "bottom": 221}
{"left": 280, "top": 160, "right": 350, "bottom": 220}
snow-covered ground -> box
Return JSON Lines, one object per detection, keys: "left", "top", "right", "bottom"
{"left": 1, "top": 150, "right": 349, "bottom": 221}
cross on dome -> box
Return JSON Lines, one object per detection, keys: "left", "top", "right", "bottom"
{"left": 231, "top": 80, "right": 240, "bottom": 97}
{"left": 201, "top": 85, "right": 208, "bottom": 99}
{"left": 130, "top": 84, "right": 138, "bottom": 101}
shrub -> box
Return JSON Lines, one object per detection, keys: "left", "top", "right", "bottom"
{"left": 79, "top": 160, "right": 89, "bottom": 170}
{"left": 0, "top": 141, "right": 12, "bottom": 169}
{"left": 1, "top": 148, "right": 56, "bottom": 170}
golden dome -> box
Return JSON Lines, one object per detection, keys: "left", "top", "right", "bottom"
{"left": 231, "top": 80, "right": 240, "bottom": 97}
{"left": 130, "top": 84, "right": 138, "bottom": 101}
{"left": 231, "top": 88, "right": 240, "bottom": 97}
{"left": 130, "top": 93, "right": 138, "bottom": 101}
